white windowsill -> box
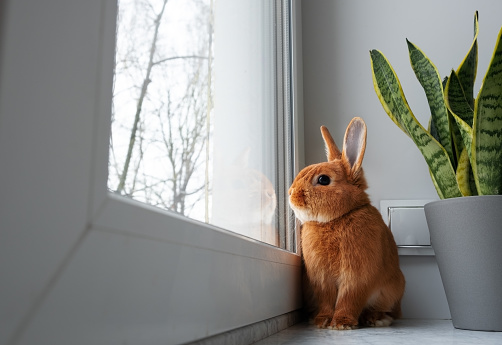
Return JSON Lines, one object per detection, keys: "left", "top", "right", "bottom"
{"left": 254, "top": 319, "right": 502, "bottom": 345}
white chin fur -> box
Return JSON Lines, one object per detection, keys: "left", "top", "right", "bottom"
{"left": 290, "top": 206, "right": 333, "bottom": 224}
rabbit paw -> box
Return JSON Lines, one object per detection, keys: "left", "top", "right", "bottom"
{"left": 313, "top": 315, "right": 331, "bottom": 329}
{"left": 327, "top": 316, "right": 358, "bottom": 330}
{"left": 362, "top": 312, "right": 394, "bottom": 327}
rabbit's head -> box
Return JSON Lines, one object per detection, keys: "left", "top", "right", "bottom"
{"left": 289, "top": 117, "right": 370, "bottom": 223}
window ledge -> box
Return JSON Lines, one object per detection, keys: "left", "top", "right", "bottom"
{"left": 256, "top": 319, "right": 502, "bottom": 345}
{"left": 252, "top": 319, "right": 502, "bottom": 344}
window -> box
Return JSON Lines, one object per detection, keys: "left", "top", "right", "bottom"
{"left": 0, "top": 0, "right": 301, "bottom": 343}
{"left": 109, "top": 0, "right": 296, "bottom": 250}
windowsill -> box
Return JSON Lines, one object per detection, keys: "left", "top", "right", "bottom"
{"left": 254, "top": 319, "right": 502, "bottom": 344}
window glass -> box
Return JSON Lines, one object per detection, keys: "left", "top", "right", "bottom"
{"left": 109, "top": 0, "right": 292, "bottom": 248}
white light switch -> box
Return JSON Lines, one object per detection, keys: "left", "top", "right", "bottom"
{"left": 388, "top": 207, "right": 430, "bottom": 246}
{"left": 380, "top": 200, "right": 434, "bottom": 253}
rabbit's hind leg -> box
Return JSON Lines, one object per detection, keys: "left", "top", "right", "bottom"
{"left": 359, "top": 308, "right": 394, "bottom": 327}
{"left": 359, "top": 289, "right": 401, "bottom": 327}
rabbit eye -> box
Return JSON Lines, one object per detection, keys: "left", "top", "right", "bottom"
{"left": 317, "top": 175, "right": 331, "bottom": 186}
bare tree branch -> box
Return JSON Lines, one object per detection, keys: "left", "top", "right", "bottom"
{"left": 152, "top": 55, "right": 208, "bottom": 66}
{"left": 116, "top": 0, "right": 169, "bottom": 193}
{"left": 112, "top": 0, "right": 213, "bottom": 220}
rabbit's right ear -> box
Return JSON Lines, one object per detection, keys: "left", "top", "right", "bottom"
{"left": 320, "top": 126, "right": 342, "bottom": 162}
{"left": 342, "top": 117, "right": 367, "bottom": 175}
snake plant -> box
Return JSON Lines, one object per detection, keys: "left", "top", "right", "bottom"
{"left": 370, "top": 12, "right": 502, "bottom": 199}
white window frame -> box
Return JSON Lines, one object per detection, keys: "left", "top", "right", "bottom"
{"left": 0, "top": 0, "right": 303, "bottom": 344}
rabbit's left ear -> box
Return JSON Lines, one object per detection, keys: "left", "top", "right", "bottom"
{"left": 320, "top": 125, "right": 342, "bottom": 161}
{"left": 342, "top": 117, "right": 367, "bottom": 174}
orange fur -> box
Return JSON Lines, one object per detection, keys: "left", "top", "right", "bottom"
{"left": 289, "top": 118, "right": 405, "bottom": 330}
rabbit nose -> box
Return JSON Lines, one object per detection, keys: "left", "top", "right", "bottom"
{"left": 288, "top": 187, "right": 294, "bottom": 195}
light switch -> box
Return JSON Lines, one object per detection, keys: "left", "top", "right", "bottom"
{"left": 380, "top": 200, "right": 435, "bottom": 255}
{"left": 388, "top": 206, "right": 430, "bottom": 246}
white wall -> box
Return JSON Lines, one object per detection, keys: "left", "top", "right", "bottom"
{"left": 301, "top": 0, "right": 502, "bottom": 318}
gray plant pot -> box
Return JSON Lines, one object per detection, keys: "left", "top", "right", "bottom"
{"left": 424, "top": 195, "right": 502, "bottom": 331}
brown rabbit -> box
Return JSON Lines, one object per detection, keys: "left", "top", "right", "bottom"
{"left": 289, "top": 117, "right": 405, "bottom": 330}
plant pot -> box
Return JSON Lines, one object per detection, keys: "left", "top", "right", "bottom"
{"left": 424, "top": 195, "right": 502, "bottom": 331}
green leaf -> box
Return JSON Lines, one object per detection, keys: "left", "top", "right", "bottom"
{"left": 441, "top": 75, "right": 461, "bottom": 165}
{"left": 428, "top": 168, "right": 444, "bottom": 199}
{"left": 428, "top": 116, "right": 440, "bottom": 143}
{"left": 448, "top": 112, "right": 462, "bottom": 165}
{"left": 444, "top": 70, "right": 479, "bottom": 195}
{"left": 445, "top": 70, "right": 474, "bottom": 126}
{"left": 473, "top": 26, "right": 502, "bottom": 195}
{"left": 468, "top": 161, "right": 479, "bottom": 196}
{"left": 456, "top": 11, "right": 479, "bottom": 109}
{"left": 444, "top": 70, "right": 474, "bottom": 161}
{"left": 370, "top": 49, "right": 462, "bottom": 199}
{"left": 456, "top": 147, "right": 472, "bottom": 196}
{"left": 407, "top": 40, "right": 456, "bottom": 168}
{"left": 368, "top": 52, "right": 409, "bottom": 136}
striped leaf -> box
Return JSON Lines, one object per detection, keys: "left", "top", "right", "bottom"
{"left": 428, "top": 116, "right": 440, "bottom": 143}
{"left": 468, "top": 159, "right": 479, "bottom": 196}
{"left": 427, "top": 112, "right": 446, "bottom": 198}
{"left": 456, "top": 147, "right": 472, "bottom": 196}
{"left": 473, "top": 26, "right": 502, "bottom": 195}
{"left": 448, "top": 12, "right": 478, "bottom": 171}
{"left": 368, "top": 51, "right": 409, "bottom": 136}
{"left": 444, "top": 70, "right": 478, "bottom": 195}
{"left": 407, "top": 40, "right": 455, "bottom": 168}
{"left": 445, "top": 70, "right": 474, "bottom": 126}
{"left": 370, "top": 49, "right": 462, "bottom": 199}
{"left": 428, "top": 168, "right": 445, "bottom": 199}
{"left": 444, "top": 70, "right": 474, "bottom": 160}
{"left": 441, "top": 75, "right": 462, "bottom": 165}
{"left": 456, "top": 11, "right": 479, "bottom": 109}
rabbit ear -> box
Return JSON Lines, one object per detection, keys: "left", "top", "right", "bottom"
{"left": 342, "top": 117, "right": 367, "bottom": 174}
{"left": 320, "top": 125, "right": 342, "bottom": 161}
